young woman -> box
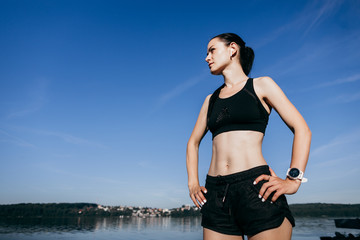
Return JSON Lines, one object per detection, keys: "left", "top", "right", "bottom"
{"left": 186, "top": 33, "right": 311, "bottom": 240}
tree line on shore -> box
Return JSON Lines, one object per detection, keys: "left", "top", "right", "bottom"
{"left": 290, "top": 203, "right": 360, "bottom": 217}
{"left": 0, "top": 203, "right": 359, "bottom": 218}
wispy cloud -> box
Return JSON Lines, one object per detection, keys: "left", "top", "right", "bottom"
{"left": 333, "top": 91, "right": 360, "bottom": 103}
{"left": 313, "top": 166, "right": 359, "bottom": 183}
{"left": 261, "top": 38, "right": 333, "bottom": 77}
{"left": 152, "top": 70, "right": 208, "bottom": 111}
{"left": 137, "top": 160, "right": 155, "bottom": 169}
{"left": 312, "top": 153, "right": 360, "bottom": 168}
{"left": 302, "top": 0, "right": 342, "bottom": 38}
{"left": 0, "top": 128, "right": 34, "bottom": 147}
{"left": 1, "top": 126, "right": 109, "bottom": 149}
{"left": 35, "top": 129, "right": 108, "bottom": 149}
{"left": 261, "top": 30, "right": 360, "bottom": 82}
{"left": 254, "top": 1, "right": 343, "bottom": 49}
{"left": 47, "top": 167, "right": 128, "bottom": 186}
{"left": 300, "top": 186, "right": 360, "bottom": 204}
{"left": 311, "top": 129, "right": 360, "bottom": 157}
{"left": 145, "top": 183, "right": 189, "bottom": 206}
{"left": 7, "top": 105, "right": 43, "bottom": 119}
{"left": 6, "top": 78, "right": 49, "bottom": 119}
{"left": 305, "top": 73, "right": 360, "bottom": 91}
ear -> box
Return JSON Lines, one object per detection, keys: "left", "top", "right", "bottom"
{"left": 229, "top": 42, "right": 238, "bottom": 57}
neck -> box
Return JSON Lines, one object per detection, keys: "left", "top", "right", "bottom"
{"left": 222, "top": 63, "right": 248, "bottom": 87}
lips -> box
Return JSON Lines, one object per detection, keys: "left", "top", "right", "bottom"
{"left": 208, "top": 63, "right": 214, "bottom": 68}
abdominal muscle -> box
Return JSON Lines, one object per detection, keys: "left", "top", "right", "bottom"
{"left": 208, "top": 130, "right": 268, "bottom": 176}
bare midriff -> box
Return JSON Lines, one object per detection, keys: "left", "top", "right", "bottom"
{"left": 208, "top": 130, "right": 267, "bottom": 176}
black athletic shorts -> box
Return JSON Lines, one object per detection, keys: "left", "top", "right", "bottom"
{"left": 201, "top": 165, "right": 295, "bottom": 236}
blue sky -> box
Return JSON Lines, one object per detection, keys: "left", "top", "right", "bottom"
{"left": 1, "top": 0, "right": 360, "bottom": 209}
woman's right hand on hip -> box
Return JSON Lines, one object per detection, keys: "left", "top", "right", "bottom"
{"left": 188, "top": 184, "right": 207, "bottom": 208}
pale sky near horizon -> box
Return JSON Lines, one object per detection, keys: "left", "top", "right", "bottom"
{"left": 1, "top": 0, "right": 360, "bottom": 209}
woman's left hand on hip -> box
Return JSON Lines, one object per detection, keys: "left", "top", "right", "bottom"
{"left": 254, "top": 167, "right": 301, "bottom": 203}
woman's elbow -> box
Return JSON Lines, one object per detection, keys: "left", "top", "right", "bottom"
{"left": 304, "top": 123, "right": 311, "bottom": 137}
{"left": 308, "top": 128, "right": 312, "bottom": 143}
{"left": 187, "top": 138, "right": 199, "bottom": 150}
{"left": 294, "top": 123, "right": 311, "bottom": 138}
{"left": 188, "top": 135, "right": 202, "bottom": 151}
{"left": 300, "top": 125, "right": 312, "bottom": 140}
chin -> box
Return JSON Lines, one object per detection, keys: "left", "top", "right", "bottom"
{"left": 210, "top": 69, "right": 222, "bottom": 75}
{"left": 209, "top": 65, "right": 225, "bottom": 75}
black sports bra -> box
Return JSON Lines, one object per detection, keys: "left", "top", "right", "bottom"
{"left": 207, "top": 78, "right": 270, "bottom": 139}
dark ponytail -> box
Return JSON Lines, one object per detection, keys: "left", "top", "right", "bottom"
{"left": 240, "top": 47, "right": 255, "bottom": 76}
{"left": 212, "top": 33, "right": 254, "bottom": 75}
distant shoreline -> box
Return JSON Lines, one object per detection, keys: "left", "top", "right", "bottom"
{"left": 289, "top": 203, "right": 360, "bottom": 217}
{"left": 0, "top": 203, "right": 359, "bottom": 218}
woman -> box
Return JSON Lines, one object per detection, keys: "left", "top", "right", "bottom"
{"left": 186, "top": 33, "right": 311, "bottom": 240}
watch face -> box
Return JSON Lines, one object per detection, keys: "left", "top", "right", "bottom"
{"left": 289, "top": 168, "right": 300, "bottom": 178}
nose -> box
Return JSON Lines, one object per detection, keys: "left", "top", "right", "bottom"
{"left": 205, "top": 54, "right": 210, "bottom": 63}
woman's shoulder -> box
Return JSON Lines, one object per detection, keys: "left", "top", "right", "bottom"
{"left": 253, "top": 76, "right": 280, "bottom": 91}
{"left": 253, "top": 76, "right": 276, "bottom": 86}
{"left": 252, "top": 76, "right": 283, "bottom": 99}
{"left": 199, "top": 94, "right": 212, "bottom": 107}
{"left": 204, "top": 93, "right": 212, "bottom": 104}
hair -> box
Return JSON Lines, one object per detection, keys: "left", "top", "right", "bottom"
{"left": 206, "top": 33, "right": 255, "bottom": 131}
{"left": 211, "top": 33, "right": 254, "bottom": 76}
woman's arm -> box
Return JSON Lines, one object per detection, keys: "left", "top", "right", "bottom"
{"left": 254, "top": 76, "right": 312, "bottom": 202}
{"left": 186, "top": 94, "right": 211, "bottom": 208}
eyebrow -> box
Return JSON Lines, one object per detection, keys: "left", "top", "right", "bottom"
{"left": 207, "top": 45, "right": 215, "bottom": 53}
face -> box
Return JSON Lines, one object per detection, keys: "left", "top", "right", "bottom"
{"left": 205, "top": 38, "right": 232, "bottom": 75}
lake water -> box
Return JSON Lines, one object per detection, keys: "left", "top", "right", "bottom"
{"left": 0, "top": 217, "right": 359, "bottom": 240}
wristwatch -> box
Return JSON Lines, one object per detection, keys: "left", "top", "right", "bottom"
{"left": 286, "top": 168, "right": 308, "bottom": 183}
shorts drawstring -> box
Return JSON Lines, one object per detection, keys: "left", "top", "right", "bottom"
{"left": 222, "top": 183, "right": 230, "bottom": 203}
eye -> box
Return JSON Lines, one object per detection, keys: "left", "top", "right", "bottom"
{"left": 207, "top": 48, "right": 215, "bottom": 55}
